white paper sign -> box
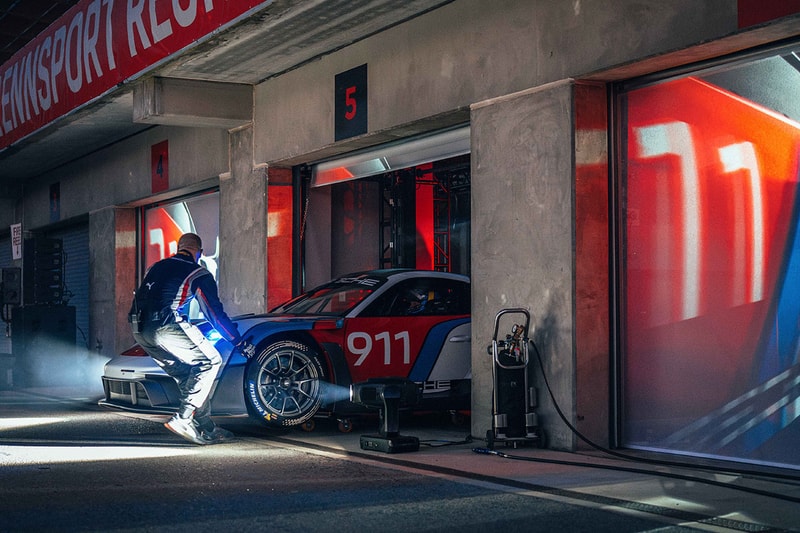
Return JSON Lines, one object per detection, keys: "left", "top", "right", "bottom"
{"left": 10, "top": 223, "right": 22, "bottom": 260}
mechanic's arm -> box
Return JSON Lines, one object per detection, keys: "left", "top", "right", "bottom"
{"left": 193, "top": 273, "right": 241, "bottom": 343}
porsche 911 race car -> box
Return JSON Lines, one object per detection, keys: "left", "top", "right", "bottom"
{"left": 100, "top": 269, "right": 471, "bottom": 429}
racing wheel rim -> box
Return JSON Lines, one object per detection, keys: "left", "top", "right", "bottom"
{"left": 247, "top": 340, "right": 324, "bottom": 425}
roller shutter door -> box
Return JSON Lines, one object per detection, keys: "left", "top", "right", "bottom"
{"left": 0, "top": 236, "right": 11, "bottom": 355}
{"left": 46, "top": 225, "right": 90, "bottom": 351}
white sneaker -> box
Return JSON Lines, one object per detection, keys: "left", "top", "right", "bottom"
{"left": 165, "top": 415, "right": 207, "bottom": 445}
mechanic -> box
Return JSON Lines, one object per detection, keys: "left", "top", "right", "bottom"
{"left": 128, "top": 232, "right": 254, "bottom": 445}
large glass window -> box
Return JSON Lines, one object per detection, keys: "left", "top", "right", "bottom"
{"left": 621, "top": 46, "right": 800, "bottom": 469}
{"left": 141, "top": 183, "right": 295, "bottom": 314}
{"left": 143, "top": 191, "right": 220, "bottom": 320}
{"left": 144, "top": 191, "right": 220, "bottom": 272}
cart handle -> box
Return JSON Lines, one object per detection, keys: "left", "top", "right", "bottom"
{"left": 491, "top": 307, "right": 531, "bottom": 340}
{"left": 490, "top": 307, "right": 531, "bottom": 369}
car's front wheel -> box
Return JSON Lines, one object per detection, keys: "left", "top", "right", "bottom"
{"left": 244, "top": 340, "right": 328, "bottom": 427}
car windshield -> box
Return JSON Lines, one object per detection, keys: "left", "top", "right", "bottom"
{"left": 271, "top": 275, "right": 387, "bottom": 316}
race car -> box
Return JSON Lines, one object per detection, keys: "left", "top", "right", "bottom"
{"left": 100, "top": 269, "right": 471, "bottom": 429}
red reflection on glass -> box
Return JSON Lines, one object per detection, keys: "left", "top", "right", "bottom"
{"left": 625, "top": 76, "right": 800, "bottom": 432}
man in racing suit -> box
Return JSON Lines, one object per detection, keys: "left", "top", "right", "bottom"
{"left": 129, "top": 233, "right": 253, "bottom": 445}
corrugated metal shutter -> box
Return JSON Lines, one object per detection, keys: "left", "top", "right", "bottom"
{"left": 0, "top": 236, "right": 11, "bottom": 355}
{"left": 0, "top": 237, "right": 10, "bottom": 265}
{"left": 46, "top": 225, "right": 90, "bottom": 351}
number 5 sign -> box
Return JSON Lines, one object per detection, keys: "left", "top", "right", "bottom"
{"left": 335, "top": 64, "right": 367, "bottom": 141}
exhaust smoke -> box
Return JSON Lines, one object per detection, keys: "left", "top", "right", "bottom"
{"left": 7, "top": 335, "right": 109, "bottom": 395}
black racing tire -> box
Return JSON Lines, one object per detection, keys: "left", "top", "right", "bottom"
{"left": 244, "top": 339, "right": 328, "bottom": 427}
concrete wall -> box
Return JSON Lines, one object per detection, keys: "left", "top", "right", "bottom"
{"left": 22, "top": 126, "right": 229, "bottom": 229}
{"left": 0, "top": 198, "right": 15, "bottom": 229}
{"left": 471, "top": 81, "right": 577, "bottom": 449}
{"left": 253, "top": 0, "right": 735, "bottom": 166}
{"left": 219, "top": 126, "right": 269, "bottom": 316}
{"left": 89, "top": 207, "right": 137, "bottom": 355}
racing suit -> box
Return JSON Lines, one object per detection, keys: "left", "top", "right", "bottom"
{"left": 129, "top": 249, "right": 241, "bottom": 436}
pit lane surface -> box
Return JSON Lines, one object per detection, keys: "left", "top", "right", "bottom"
{"left": 0, "top": 388, "right": 788, "bottom": 532}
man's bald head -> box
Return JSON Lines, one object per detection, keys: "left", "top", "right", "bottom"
{"left": 177, "top": 233, "right": 202, "bottom": 255}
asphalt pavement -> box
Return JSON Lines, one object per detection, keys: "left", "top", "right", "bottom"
{"left": 2, "top": 386, "right": 799, "bottom": 532}
{"left": 229, "top": 411, "right": 800, "bottom": 532}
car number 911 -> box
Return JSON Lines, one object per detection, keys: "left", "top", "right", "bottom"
{"left": 347, "top": 330, "right": 411, "bottom": 366}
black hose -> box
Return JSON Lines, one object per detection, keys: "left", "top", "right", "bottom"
{"left": 528, "top": 339, "right": 800, "bottom": 483}
{"left": 473, "top": 337, "right": 800, "bottom": 505}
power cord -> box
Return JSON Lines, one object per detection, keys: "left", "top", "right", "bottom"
{"left": 473, "top": 337, "right": 800, "bottom": 504}
{"left": 529, "top": 339, "right": 800, "bottom": 482}
{"left": 420, "top": 435, "right": 473, "bottom": 448}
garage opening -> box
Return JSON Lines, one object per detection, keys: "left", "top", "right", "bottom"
{"left": 302, "top": 127, "right": 470, "bottom": 290}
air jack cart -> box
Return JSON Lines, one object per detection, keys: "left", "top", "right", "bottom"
{"left": 485, "top": 308, "right": 544, "bottom": 449}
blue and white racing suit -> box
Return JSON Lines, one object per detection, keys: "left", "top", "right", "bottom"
{"left": 129, "top": 250, "right": 241, "bottom": 431}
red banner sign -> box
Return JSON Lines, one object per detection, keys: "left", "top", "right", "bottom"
{"left": 0, "top": 0, "right": 271, "bottom": 150}
{"left": 738, "top": 0, "right": 800, "bottom": 27}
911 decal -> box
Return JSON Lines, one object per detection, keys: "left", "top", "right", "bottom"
{"left": 348, "top": 330, "right": 410, "bottom": 366}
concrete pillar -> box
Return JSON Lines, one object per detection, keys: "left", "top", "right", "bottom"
{"left": 89, "top": 207, "right": 137, "bottom": 357}
{"left": 220, "top": 125, "right": 268, "bottom": 315}
{"left": 471, "top": 80, "right": 577, "bottom": 451}
{"left": 0, "top": 197, "right": 16, "bottom": 229}
{"left": 574, "top": 83, "right": 610, "bottom": 449}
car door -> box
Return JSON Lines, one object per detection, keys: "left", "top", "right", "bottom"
{"left": 344, "top": 277, "right": 470, "bottom": 386}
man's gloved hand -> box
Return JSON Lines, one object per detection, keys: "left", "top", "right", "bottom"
{"left": 235, "top": 338, "right": 256, "bottom": 359}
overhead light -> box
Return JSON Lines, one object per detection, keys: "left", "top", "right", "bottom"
{"left": 311, "top": 126, "right": 469, "bottom": 187}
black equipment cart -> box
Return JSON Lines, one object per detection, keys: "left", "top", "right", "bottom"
{"left": 485, "top": 308, "right": 543, "bottom": 449}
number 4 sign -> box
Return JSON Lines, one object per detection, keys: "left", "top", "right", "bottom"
{"left": 335, "top": 64, "right": 367, "bottom": 141}
{"left": 151, "top": 140, "right": 169, "bottom": 194}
